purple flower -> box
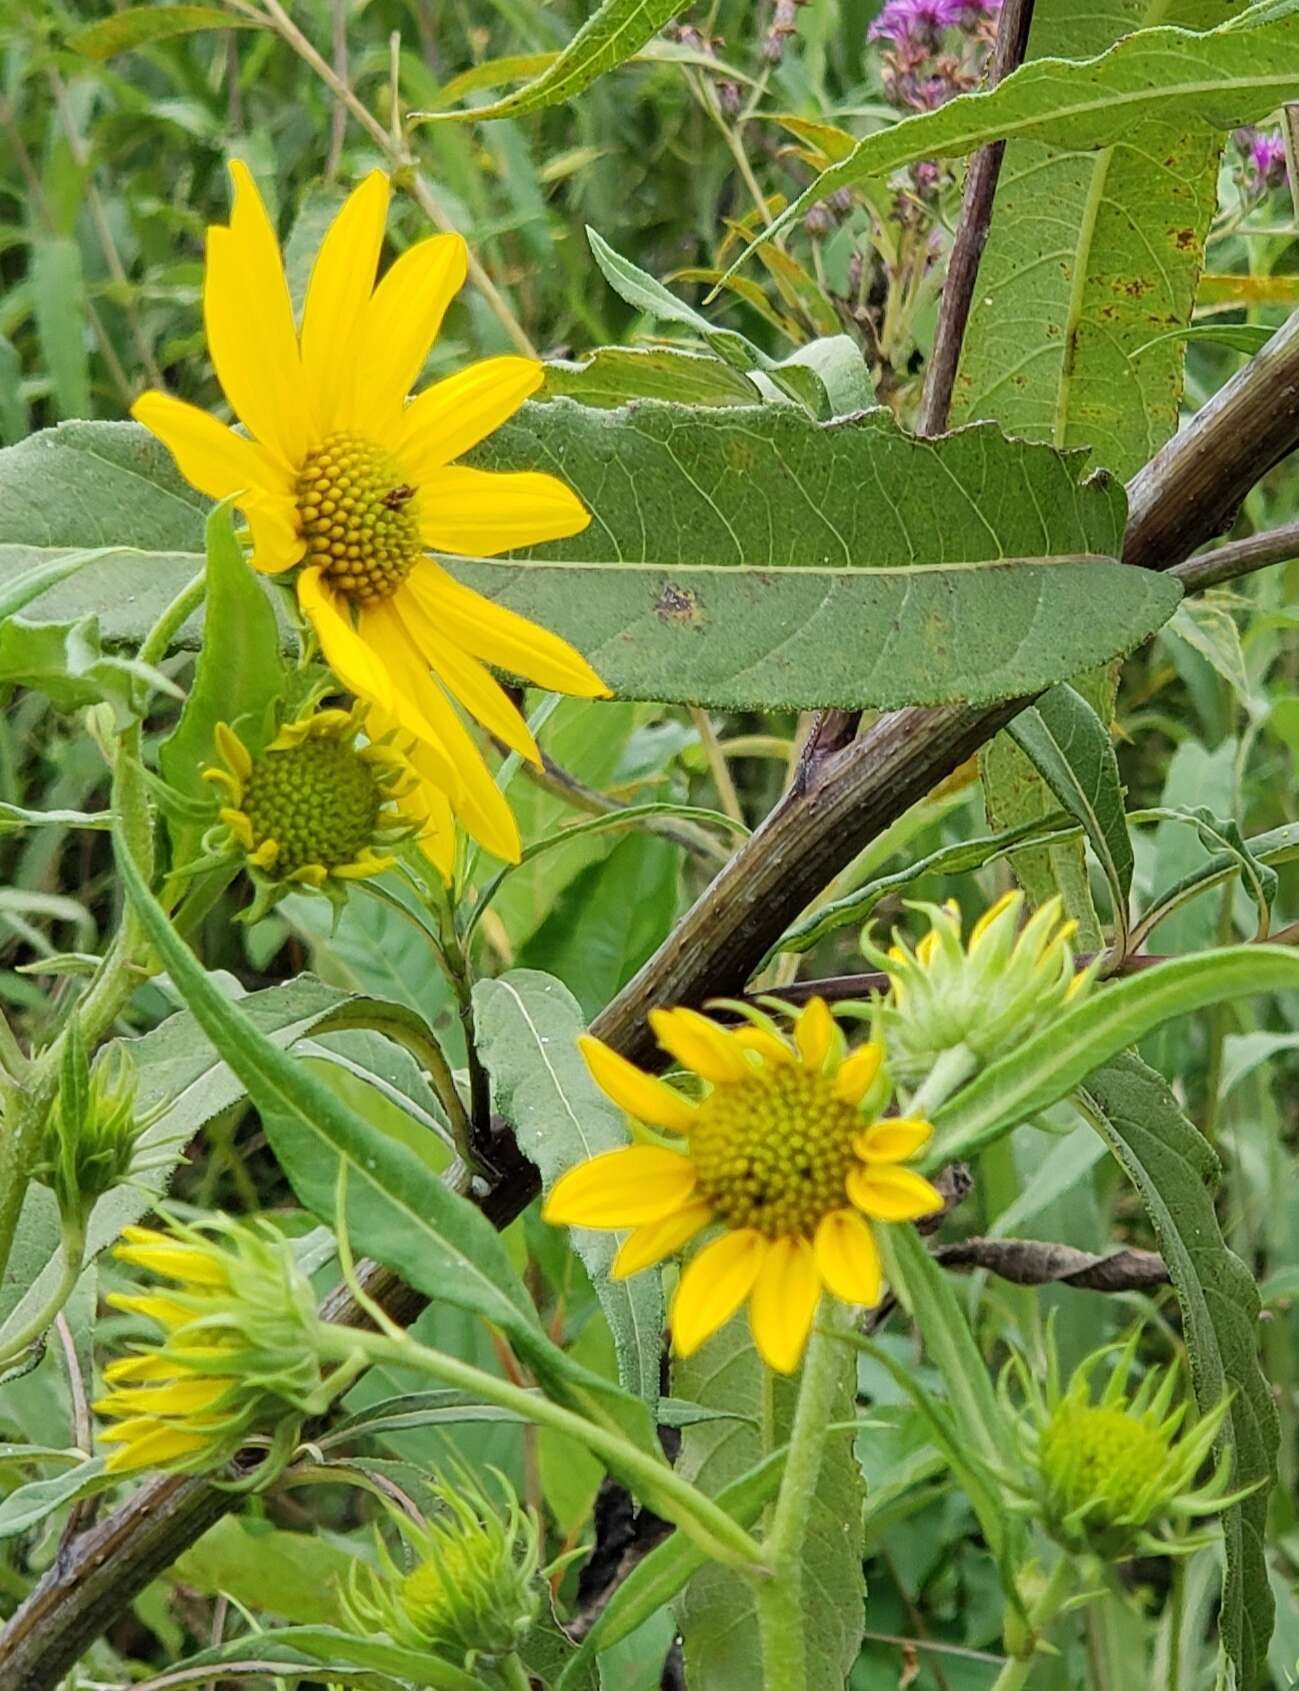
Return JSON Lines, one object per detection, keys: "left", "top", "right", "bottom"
{"left": 868, "top": 0, "right": 959, "bottom": 45}
{"left": 1250, "top": 129, "right": 1289, "bottom": 188}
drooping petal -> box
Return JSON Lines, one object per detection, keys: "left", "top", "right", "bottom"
{"left": 833, "top": 1041, "right": 884, "bottom": 1105}
{"left": 748, "top": 1235, "right": 821, "bottom": 1374}
{"left": 730, "top": 1025, "right": 793, "bottom": 1065}
{"left": 301, "top": 170, "right": 391, "bottom": 432}
{"left": 100, "top": 1420, "right": 217, "bottom": 1473}
{"left": 403, "top": 561, "right": 609, "bottom": 697}
{"left": 363, "top": 598, "right": 520, "bottom": 864}
{"left": 105, "top": 1292, "right": 197, "bottom": 1331}
{"left": 649, "top": 1007, "right": 751, "bottom": 1085}
{"left": 854, "top": 1116, "right": 933, "bottom": 1165}
{"left": 670, "top": 1230, "right": 766, "bottom": 1357}
{"left": 393, "top": 586, "right": 539, "bottom": 764}
{"left": 393, "top": 356, "right": 543, "bottom": 477}
{"left": 794, "top": 997, "right": 835, "bottom": 1070}
{"left": 94, "top": 1376, "right": 231, "bottom": 1418}
{"left": 113, "top": 1237, "right": 229, "bottom": 1287}
{"left": 205, "top": 165, "right": 311, "bottom": 466}
{"left": 543, "top": 1146, "right": 698, "bottom": 1228}
{"left": 131, "top": 391, "right": 289, "bottom": 502}
{"left": 102, "top": 1353, "right": 179, "bottom": 1385}
{"left": 813, "top": 1209, "right": 883, "bottom": 1307}
{"left": 577, "top": 1034, "right": 698, "bottom": 1133}
{"left": 244, "top": 495, "right": 305, "bottom": 575}
{"left": 419, "top": 466, "right": 590, "bottom": 557}
{"left": 297, "top": 569, "right": 393, "bottom": 712}
{"left": 845, "top": 1163, "right": 945, "bottom": 1223}
{"left": 350, "top": 232, "right": 468, "bottom": 436}
{"left": 393, "top": 763, "right": 457, "bottom": 882}
{"left": 613, "top": 1200, "right": 713, "bottom": 1278}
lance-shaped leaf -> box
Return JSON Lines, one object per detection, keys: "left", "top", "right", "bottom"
{"left": 0, "top": 414, "right": 1181, "bottom": 711}
{"left": 720, "top": 10, "right": 1299, "bottom": 292}
{"left": 1079, "top": 1055, "right": 1278, "bottom": 1691}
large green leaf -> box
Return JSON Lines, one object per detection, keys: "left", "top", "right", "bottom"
{"left": 952, "top": 0, "right": 1235, "bottom": 477}
{"left": 141, "top": 1626, "right": 490, "bottom": 1691}
{"left": 414, "top": 0, "right": 688, "bottom": 122}
{"left": 929, "top": 945, "right": 1299, "bottom": 1164}
{"left": 0, "top": 415, "right": 1181, "bottom": 712}
{"left": 1079, "top": 1055, "right": 1279, "bottom": 1691}
{"left": 113, "top": 830, "right": 660, "bottom": 1464}
{"left": 472, "top": 969, "right": 664, "bottom": 1414}
{"left": 68, "top": 4, "right": 270, "bottom": 59}
{"left": 673, "top": 1320, "right": 864, "bottom": 1690}
{"left": 723, "top": 9, "right": 1299, "bottom": 289}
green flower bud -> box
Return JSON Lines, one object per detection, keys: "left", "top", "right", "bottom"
{"left": 345, "top": 1469, "right": 542, "bottom": 1667}
{"left": 94, "top": 1215, "right": 334, "bottom": 1476}
{"left": 32, "top": 1026, "right": 144, "bottom": 1225}
{"left": 864, "top": 891, "right": 1098, "bottom": 1083}
{"left": 1007, "top": 1330, "right": 1237, "bottom": 1560}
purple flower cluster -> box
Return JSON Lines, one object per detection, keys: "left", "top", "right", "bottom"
{"left": 1251, "top": 129, "right": 1289, "bottom": 188}
{"left": 868, "top": 0, "right": 999, "bottom": 46}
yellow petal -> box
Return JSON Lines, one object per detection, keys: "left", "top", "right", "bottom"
{"left": 102, "top": 1353, "right": 178, "bottom": 1385}
{"left": 394, "top": 356, "right": 543, "bottom": 476}
{"left": 670, "top": 1230, "right": 766, "bottom": 1357}
{"left": 95, "top": 1376, "right": 231, "bottom": 1418}
{"left": 113, "top": 1240, "right": 229, "bottom": 1287}
{"left": 105, "top": 1292, "right": 196, "bottom": 1330}
{"left": 419, "top": 466, "right": 591, "bottom": 557}
{"left": 301, "top": 170, "right": 391, "bottom": 432}
{"left": 351, "top": 232, "right": 467, "bottom": 435}
{"left": 794, "top": 997, "right": 835, "bottom": 1070}
{"left": 393, "top": 587, "right": 539, "bottom": 764}
{"left": 968, "top": 888, "right": 1020, "bottom": 951}
{"left": 577, "top": 1033, "right": 697, "bottom": 1133}
{"left": 403, "top": 561, "right": 609, "bottom": 697}
{"left": 833, "top": 1041, "right": 884, "bottom": 1105}
{"left": 100, "top": 1419, "right": 217, "bottom": 1473}
{"left": 213, "top": 723, "right": 252, "bottom": 782}
{"left": 845, "top": 1164, "right": 944, "bottom": 1223}
{"left": 748, "top": 1235, "right": 821, "bottom": 1374}
{"left": 543, "top": 1146, "right": 697, "bottom": 1228}
{"left": 362, "top": 599, "right": 519, "bottom": 864}
{"left": 297, "top": 569, "right": 393, "bottom": 713}
{"left": 813, "top": 1209, "right": 883, "bottom": 1307}
{"left": 731, "top": 1026, "right": 792, "bottom": 1064}
{"left": 205, "top": 165, "right": 310, "bottom": 467}
{"left": 649, "top": 1007, "right": 751, "bottom": 1085}
{"left": 244, "top": 494, "right": 305, "bottom": 576}
{"left": 853, "top": 1117, "right": 933, "bottom": 1166}
{"left": 613, "top": 1200, "right": 713, "bottom": 1278}
{"left": 131, "top": 391, "right": 288, "bottom": 502}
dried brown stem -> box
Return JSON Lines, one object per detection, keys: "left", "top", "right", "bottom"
{"left": 1172, "top": 519, "right": 1299, "bottom": 594}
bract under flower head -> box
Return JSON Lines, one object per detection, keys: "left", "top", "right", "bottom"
{"left": 132, "top": 164, "right": 611, "bottom": 874}
{"left": 1005, "top": 1330, "right": 1237, "bottom": 1560}
{"left": 94, "top": 1216, "right": 329, "bottom": 1475}
{"left": 543, "top": 999, "right": 943, "bottom": 1373}
{"left": 201, "top": 705, "right": 431, "bottom": 917}
{"left": 864, "top": 891, "right": 1097, "bottom": 1082}
{"left": 343, "top": 1468, "right": 541, "bottom": 1665}
{"left": 33, "top": 1044, "right": 149, "bottom": 1225}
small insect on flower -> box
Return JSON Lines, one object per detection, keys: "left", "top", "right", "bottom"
{"left": 544, "top": 999, "right": 944, "bottom": 1373}
{"left": 1004, "top": 1330, "right": 1242, "bottom": 1561}
{"left": 199, "top": 705, "right": 432, "bottom": 919}
{"left": 343, "top": 1468, "right": 541, "bottom": 1667}
{"left": 132, "top": 164, "right": 611, "bottom": 876}
{"left": 864, "top": 891, "right": 1098, "bottom": 1083}
{"left": 95, "top": 1216, "right": 336, "bottom": 1476}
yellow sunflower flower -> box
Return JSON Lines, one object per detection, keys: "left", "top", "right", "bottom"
{"left": 543, "top": 999, "right": 944, "bottom": 1373}
{"left": 132, "top": 163, "right": 610, "bottom": 870}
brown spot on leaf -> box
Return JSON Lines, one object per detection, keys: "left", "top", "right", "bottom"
{"left": 655, "top": 582, "right": 704, "bottom": 626}
{"left": 1172, "top": 227, "right": 1197, "bottom": 251}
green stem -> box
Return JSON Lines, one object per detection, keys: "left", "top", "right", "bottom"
{"left": 0, "top": 1216, "right": 84, "bottom": 1370}
{"left": 755, "top": 1305, "right": 850, "bottom": 1691}
{"left": 138, "top": 572, "right": 206, "bottom": 669}
{"left": 988, "top": 1557, "right": 1074, "bottom": 1691}
{"left": 906, "top": 1043, "right": 978, "bottom": 1119}
{"left": 317, "top": 1326, "right": 764, "bottom": 1573}
{"left": 499, "top": 1654, "right": 533, "bottom": 1691}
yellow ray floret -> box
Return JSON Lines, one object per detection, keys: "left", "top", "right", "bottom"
{"left": 132, "top": 163, "right": 611, "bottom": 871}
{"left": 544, "top": 999, "right": 943, "bottom": 1374}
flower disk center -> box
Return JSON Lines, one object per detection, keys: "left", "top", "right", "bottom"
{"left": 688, "top": 1068, "right": 861, "bottom": 1239}
{"left": 296, "top": 433, "right": 421, "bottom": 603}
{"left": 242, "top": 738, "right": 383, "bottom": 876}
{"left": 1040, "top": 1405, "right": 1168, "bottom": 1522}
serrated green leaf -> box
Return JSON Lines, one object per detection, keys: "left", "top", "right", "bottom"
{"left": 114, "top": 834, "right": 661, "bottom": 1467}
{"left": 929, "top": 945, "right": 1299, "bottom": 1165}
{"left": 723, "top": 10, "right": 1299, "bottom": 314}
{"left": 472, "top": 970, "right": 663, "bottom": 1413}
{"left": 68, "top": 5, "right": 270, "bottom": 59}
{"left": 1007, "top": 681, "right": 1133, "bottom": 942}
{"left": 0, "top": 613, "right": 175, "bottom": 723}
{"left": 413, "top": 0, "right": 689, "bottom": 123}
{"left": 1079, "top": 1055, "right": 1279, "bottom": 1691}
